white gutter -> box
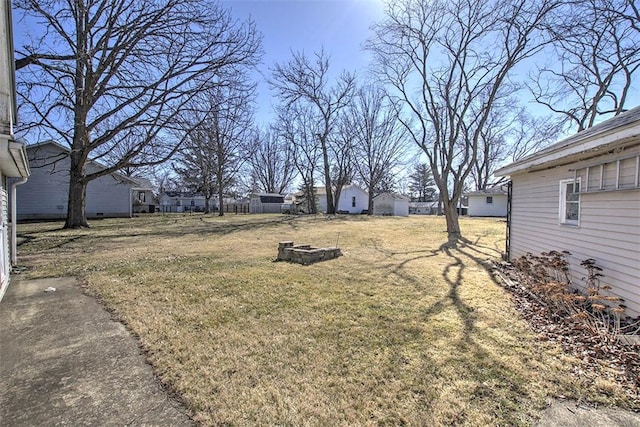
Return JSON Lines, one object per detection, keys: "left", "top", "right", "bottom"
{"left": 10, "top": 176, "right": 27, "bottom": 265}
{"left": 495, "top": 124, "right": 640, "bottom": 176}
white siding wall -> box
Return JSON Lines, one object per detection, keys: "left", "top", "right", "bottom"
{"left": 468, "top": 194, "right": 508, "bottom": 217}
{"left": 373, "top": 193, "right": 394, "bottom": 215}
{"left": 316, "top": 186, "right": 369, "bottom": 214}
{"left": 373, "top": 194, "right": 409, "bottom": 216}
{"left": 336, "top": 186, "right": 368, "bottom": 214}
{"left": 0, "top": 172, "right": 8, "bottom": 300}
{"left": 16, "top": 144, "right": 132, "bottom": 219}
{"left": 394, "top": 199, "right": 409, "bottom": 216}
{"left": 509, "top": 145, "right": 640, "bottom": 316}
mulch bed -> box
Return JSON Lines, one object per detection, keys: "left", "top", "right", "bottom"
{"left": 492, "top": 261, "right": 640, "bottom": 410}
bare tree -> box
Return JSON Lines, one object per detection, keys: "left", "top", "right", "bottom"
{"left": 530, "top": 0, "right": 640, "bottom": 131}
{"left": 276, "top": 102, "right": 322, "bottom": 214}
{"left": 174, "top": 74, "right": 256, "bottom": 215}
{"left": 172, "top": 125, "right": 219, "bottom": 214}
{"left": 471, "top": 105, "right": 562, "bottom": 190}
{"left": 328, "top": 119, "right": 355, "bottom": 212}
{"left": 270, "top": 49, "right": 355, "bottom": 214}
{"left": 246, "top": 127, "right": 297, "bottom": 195}
{"left": 343, "top": 85, "right": 409, "bottom": 214}
{"left": 367, "top": 0, "right": 557, "bottom": 243}
{"left": 14, "top": 0, "right": 261, "bottom": 227}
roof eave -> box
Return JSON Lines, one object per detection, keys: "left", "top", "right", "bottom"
{"left": 495, "top": 123, "right": 640, "bottom": 177}
{"left": 0, "top": 138, "right": 30, "bottom": 178}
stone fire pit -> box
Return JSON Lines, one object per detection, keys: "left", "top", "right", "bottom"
{"left": 277, "top": 241, "right": 342, "bottom": 265}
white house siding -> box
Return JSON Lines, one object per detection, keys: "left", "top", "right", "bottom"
{"left": 85, "top": 165, "right": 132, "bottom": 218}
{"left": 0, "top": 174, "right": 8, "bottom": 300}
{"left": 373, "top": 193, "right": 409, "bottom": 216}
{"left": 508, "top": 146, "right": 640, "bottom": 316}
{"left": 394, "top": 199, "right": 409, "bottom": 216}
{"left": 373, "top": 193, "right": 393, "bottom": 215}
{"left": 468, "top": 194, "right": 508, "bottom": 217}
{"left": 315, "top": 185, "right": 368, "bottom": 214}
{"left": 16, "top": 143, "right": 133, "bottom": 219}
{"left": 335, "top": 185, "right": 368, "bottom": 214}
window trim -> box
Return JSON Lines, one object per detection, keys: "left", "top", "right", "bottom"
{"left": 559, "top": 178, "right": 581, "bottom": 226}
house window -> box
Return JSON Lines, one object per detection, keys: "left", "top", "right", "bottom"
{"left": 139, "top": 192, "right": 146, "bottom": 203}
{"left": 351, "top": 196, "right": 356, "bottom": 208}
{"left": 486, "top": 196, "right": 493, "bottom": 204}
{"left": 559, "top": 179, "right": 580, "bottom": 225}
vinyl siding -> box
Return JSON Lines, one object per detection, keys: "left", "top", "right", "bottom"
{"left": 468, "top": 194, "right": 508, "bottom": 217}
{"left": 16, "top": 144, "right": 133, "bottom": 219}
{"left": 317, "top": 186, "right": 369, "bottom": 214}
{"left": 373, "top": 193, "right": 409, "bottom": 216}
{"left": 336, "top": 186, "right": 368, "bottom": 214}
{"left": 509, "top": 145, "right": 640, "bottom": 316}
{"left": 0, "top": 174, "right": 8, "bottom": 300}
{"left": 373, "top": 193, "right": 394, "bottom": 216}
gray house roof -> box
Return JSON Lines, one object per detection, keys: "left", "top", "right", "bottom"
{"left": 27, "top": 140, "right": 152, "bottom": 188}
{"left": 495, "top": 106, "right": 640, "bottom": 176}
{"left": 465, "top": 185, "right": 508, "bottom": 197}
{"left": 373, "top": 192, "right": 410, "bottom": 201}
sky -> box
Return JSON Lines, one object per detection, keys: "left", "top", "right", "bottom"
{"left": 221, "top": 0, "right": 386, "bottom": 126}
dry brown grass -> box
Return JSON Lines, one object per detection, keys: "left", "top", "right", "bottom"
{"left": 15, "top": 214, "right": 633, "bottom": 425}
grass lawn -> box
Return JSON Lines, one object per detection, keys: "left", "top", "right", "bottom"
{"left": 15, "top": 214, "right": 634, "bottom": 425}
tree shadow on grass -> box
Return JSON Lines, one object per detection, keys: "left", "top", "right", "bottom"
{"left": 365, "top": 237, "right": 538, "bottom": 421}
{"left": 17, "top": 215, "right": 307, "bottom": 251}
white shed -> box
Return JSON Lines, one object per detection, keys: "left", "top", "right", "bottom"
{"left": 466, "top": 186, "right": 508, "bottom": 217}
{"left": 495, "top": 106, "right": 640, "bottom": 317}
{"left": 16, "top": 141, "right": 149, "bottom": 220}
{"left": 316, "top": 184, "right": 369, "bottom": 214}
{"left": 249, "top": 193, "right": 285, "bottom": 213}
{"left": 373, "top": 193, "right": 410, "bottom": 216}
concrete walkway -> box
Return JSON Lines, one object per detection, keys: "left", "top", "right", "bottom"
{"left": 0, "top": 277, "right": 194, "bottom": 426}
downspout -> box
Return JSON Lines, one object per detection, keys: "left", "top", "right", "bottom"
{"left": 10, "top": 176, "right": 28, "bottom": 266}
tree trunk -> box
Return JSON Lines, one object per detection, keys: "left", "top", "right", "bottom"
{"left": 204, "top": 195, "right": 211, "bottom": 214}
{"left": 443, "top": 201, "right": 462, "bottom": 244}
{"left": 320, "top": 137, "right": 335, "bottom": 214}
{"left": 367, "top": 191, "right": 374, "bottom": 215}
{"left": 65, "top": 158, "right": 89, "bottom": 228}
{"left": 218, "top": 185, "right": 224, "bottom": 217}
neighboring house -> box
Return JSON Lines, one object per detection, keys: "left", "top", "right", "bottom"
{"left": 409, "top": 201, "right": 439, "bottom": 215}
{"left": 316, "top": 184, "right": 369, "bottom": 214}
{"left": 466, "top": 185, "right": 508, "bottom": 217}
{"left": 249, "top": 193, "right": 285, "bottom": 214}
{"left": 0, "top": 0, "right": 30, "bottom": 301}
{"left": 159, "top": 191, "right": 209, "bottom": 213}
{"left": 495, "top": 106, "right": 640, "bottom": 316}
{"left": 373, "top": 193, "right": 410, "bottom": 216}
{"left": 15, "top": 141, "right": 152, "bottom": 220}
{"left": 131, "top": 178, "right": 158, "bottom": 213}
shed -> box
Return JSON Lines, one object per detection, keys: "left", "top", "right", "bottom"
{"left": 409, "top": 201, "right": 439, "bottom": 215}
{"left": 316, "top": 184, "right": 369, "bottom": 214}
{"left": 495, "top": 106, "right": 640, "bottom": 316}
{"left": 466, "top": 185, "right": 508, "bottom": 217}
{"left": 373, "top": 192, "right": 410, "bottom": 216}
{"left": 249, "top": 193, "right": 285, "bottom": 214}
